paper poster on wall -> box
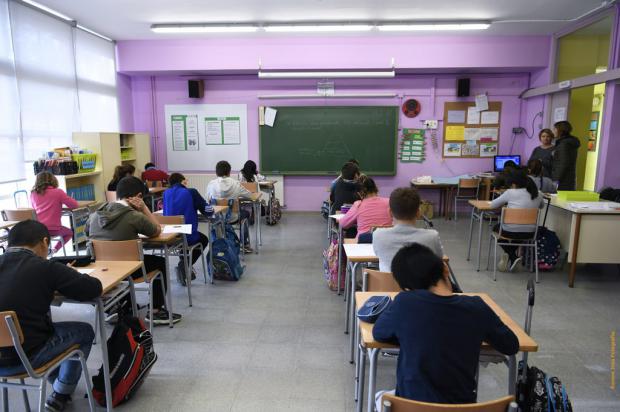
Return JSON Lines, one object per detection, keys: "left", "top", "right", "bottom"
{"left": 475, "top": 94, "right": 489, "bottom": 111}
{"left": 447, "top": 110, "right": 466, "bottom": 124}
{"left": 461, "top": 141, "right": 479, "bottom": 156}
{"left": 171, "top": 115, "right": 187, "bottom": 151}
{"left": 205, "top": 118, "right": 223, "bottom": 145}
{"left": 186, "top": 115, "right": 199, "bottom": 151}
{"left": 480, "top": 143, "right": 498, "bottom": 157}
{"left": 264, "top": 107, "right": 277, "bottom": 127}
{"left": 480, "top": 111, "right": 499, "bottom": 124}
{"left": 445, "top": 125, "right": 465, "bottom": 141}
{"left": 478, "top": 128, "right": 499, "bottom": 141}
{"left": 554, "top": 107, "right": 567, "bottom": 122}
{"left": 443, "top": 143, "right": 462, "bottom": 157}
{"left": 223, "top": 117, "right": 241, "bottom": 144}
{"left": 464, "top": 128, "right": 481, "bottom": 141}
{"left": 467, "top": 107, "right": 480, "bottom": 124}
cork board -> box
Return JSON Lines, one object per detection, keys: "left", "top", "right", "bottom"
{"left": 442, "top": 101, "right": 502, "bottom": 159}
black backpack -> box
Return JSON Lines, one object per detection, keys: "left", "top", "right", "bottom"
{"left": 517, "top": 365, "right": 572, "bottom": 412}
{"left": 92, "top": 316, "right": 157, "bottom": 407}
{"left": 600, "top": 187, "right": 620, "bottom": 202}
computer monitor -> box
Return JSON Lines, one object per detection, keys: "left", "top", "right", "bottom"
{"left": 494, "top": 155, "right": 521, "bottom": 172}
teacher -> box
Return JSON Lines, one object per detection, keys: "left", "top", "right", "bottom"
{"left": 529, "top": 128, "right": 554, "bottom": 177}
{"left": 552, "top": 121, "right": 580, "bottom": 191}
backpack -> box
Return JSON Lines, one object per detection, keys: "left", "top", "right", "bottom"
{"left": 210, "top": 225, "right": 244, "bottom": 281}
{"left": 92, "top": 316, "right": 157, "bottom": 407}
{"left": 517, "top": 364, "right": 573, "bottom": 412}
{"left": 322, "top": 239, "right": 345, "bottom": 291}
{"left": 321, "top": 201, "right": 330, "bottom": 220}
{"left": 600, "top": 187, "right": 620, "bottom": 202}
{"left": 536, "top": 227, "right": 561, "bottom": 270}
{"left": 266, "top": 197, "right": 282, "bottom": 225}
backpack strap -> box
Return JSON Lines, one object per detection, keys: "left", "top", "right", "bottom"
{"left": 545, "top": 375, "right": 557, "bottom": 412}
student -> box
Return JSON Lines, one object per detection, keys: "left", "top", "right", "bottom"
{"left": 141, "top": 162, "right": 169, "bottom": 184}
{"left": 490, "top": 168, "right": 543, "bottom": 272}
{"left": 330, "top": 161, "right": 361, "bottom": 212}
{"left": 107, "top": 164, "right": 136, "bottom": 191}
{"left": 330, "top": 158, "right": 359, "bottom": 192}
{"left": 492, "top": 160, "right": 518, "bottom": 190}
{"left": 373, "top": 187, "right": 443, "bottom": 272}
{"left": 238, "top": 160, "right": 265, "bottom": 183}
{"left": 339, "top": 175, "right": 391, "bottom": 243}
{"left": 373, "top": 243, "right": 518, "bottom": 407}
{"left": 164, "top": 173, "right": 212, "bottom": 284}
{"left": 527, "top": 158, "right": 557, "bottom": 194}
{"left": 87, "top": 176, "right": 181, "bottom": 324}
{"left": 206, "top": 160, "right": 253, "bottom": 252}
{"left": 30, "top": 171, "right": 79, "bottom": 253}
{"left": 0, "top": 220, "right": 102, "bottom": 412}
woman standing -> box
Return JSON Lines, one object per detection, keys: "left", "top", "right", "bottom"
{"left": 552, "top": 121, "right": 581, "bottom": 191}
{"left": 529, "top": 128, "right": 554, "bottom": 177}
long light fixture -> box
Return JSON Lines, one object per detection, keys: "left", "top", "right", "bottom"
{"left": 377, "top": 22, "right": 490, "bottom": 31}
{"left": 258, "top": 93, "right": 397, "bottom": 99}
{"left": 20, "top": 0, "right": 73, "bottom": 21}
{"left": 151, "top": 24, "right": 258, "bottom": 33}
{"left": 258, "top": 70, "right": 395, "bottom": 79}
{"left": 264, "top": 24, "right": 373, "bottom": 32}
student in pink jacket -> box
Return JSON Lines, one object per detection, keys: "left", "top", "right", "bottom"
{"left": 339, "top": 175, "right": 392, "bottom": 243}
{"left": 30, "top": 172, "right": 79, "bottom": 252}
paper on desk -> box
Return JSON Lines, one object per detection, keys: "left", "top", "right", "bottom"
{"left": 568, "top": 202, "right": 619, "bottom": 211}
{"left": 162, "top": 224, "right": 192, "bottom": 234}
{"left": 264, "top": 107, "right": 277, "bottom": 127}
{"left": 76, "top": 268, "right": 95, "bottom": 275}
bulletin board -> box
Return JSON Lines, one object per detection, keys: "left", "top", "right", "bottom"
{"left": 442, "top": 101, "right": 502, "bottom": 159}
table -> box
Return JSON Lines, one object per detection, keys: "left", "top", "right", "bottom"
{"left": 544, "top": 196, "right": 620, "bottom": 287}
{"left": 467, "top": 200, "right": 497, "bottom": 271}
{"left": 354, "top": 291, "right": 538, "bottom": 412}
{"left": 343, "top": 243, "right": 379, "bottom": 364}
{"left": 410, "top": 182, "right": 456, "bottom": 219}
{"left": 0, "top": 220, "right": 18, "bottom": 230}
{"left": 64, "top": 261, "right": 142, "bottom": 412}
{"left": 241, "top": 192, "right": 262, "bottom": 254}
{"left": 328, "top": 213, "right": 346, "bottom": 294}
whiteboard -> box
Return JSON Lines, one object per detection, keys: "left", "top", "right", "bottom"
{"left": 164, "top": 104, "right": 248, "bottom": 171}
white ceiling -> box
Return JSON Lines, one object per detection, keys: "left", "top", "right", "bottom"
{"left": 35, "top": 0, "right": 611, "bottom": 40}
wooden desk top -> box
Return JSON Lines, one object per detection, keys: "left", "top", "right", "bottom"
{"left": 343, "top": 243, "right": 378, "bottom": 262}
{"left": 468, "top": 200, "right": 495, "bottom": 210}
{"left": 149, "top": 187, "right": 166, "bottom": 194}
{"left": 0, "top": 220, "right": 18, "bottom": 230}
{"left": 411, "top": 182, "right": 457, "bottom": 189}
{"left": 259, "top": 181, "right": 276, "bottom": 187}
{"left": 155, "top": 205, "right": 228, "bottom": 215}
{"left": 140, "top": 229, "right": 180, "bottom": 244}
{"left": 242, "top": 192, "right": 262, "bottom": 202}
{"left": 81, "top": 261, "right": 142, "bottom": 295}
{"left": 355, "top": 292, "right": 538, "bottom": 352}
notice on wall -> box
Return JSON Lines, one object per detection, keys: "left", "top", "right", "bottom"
{"left": 447, "top": 110, "right": 466, "bottom": 124}
{"left": 205, "top": 118, "right": 223, "bottom": 145}
{"left": 264, "top": 107, "right": 277, "bottom": 127}
{"left": 443, "top": 143, "right": 462, "bottom": 157}
{"left": 478, "top": 128, "right": 499, "bottom": 141}
{"left": 186, "top": 115, "right": 199, "bottom": 151}
{"left": 205, "top": 117, "right": 242, "bottom": 145}
{"left": 172, "top": 115, "right": 198, "bottom": 151}
{"left": 445, "top": 125, "right": 465, "bottom": 141}
{"left": 171, "top": 115, "right": 187, "bottom": 151}
{"left": 480, "top": 111, "right": 499, "bottom": 125}
{"left": 461, "top": 141, "right": 479, "bottom": 156}
{"left": 400, "top": 128, "right": 426, "bottom": 163}
{"left": 464, "top": 128, "right": 481, "bottom": 141}
{"left": 475, "top": 94, "right": 489, "bottom": 111}
{"left": 223, "top": 117, "right": 241, "bottom": 144}
{"left": 554, "top": 107, "right": 567, "bottom": 122}
{"left": 467, "top": 107, "right": 480, "bottom": 124}
{"left": 480, "top": 142, "right": 498, "bottom": 157}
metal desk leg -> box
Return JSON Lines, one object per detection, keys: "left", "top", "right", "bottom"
{"left": 356, "top": 347, "right": 367, "bottom": 412}
{"left": 568, "top": 213, "right": 582, "bottom": 288}
{"left": 257, "top": 201, "right": 262, "bottom": 247}
{"left": 164, "top": 244, "right": 174, "bottom": 328}
{"left": 95, "top": 299, "right": 113, "bottom": 412}
{"left": 476, "top": 211, "right": 484, "bottom": 271}
{"left": 366, "top": 348, "right": 379, "bottom": 412}
{"left": 344, "top": 262, "right": 351, "bottom": 334}
{"left": 349, "top": 262, "right": 360, "bottom": 363}
{"left": 467, "top": 208, "right": 476, "bottom": 261}
{"left": 207, "top": 221, "right": 214, "bottom": 284}
{"left": 508, "top": 354, "right": 517, "bottom": 395}
{"left": 183, "top": 238, "right": 193, "bottom": 307}
{"left": 354, "top": 329, "right": 362, "bottom": 400}
{"left": 337, "top": 225, "right": 344, "bottom": 295}
{"left": 255, "top": 202, "right": 260, "bottom": 253}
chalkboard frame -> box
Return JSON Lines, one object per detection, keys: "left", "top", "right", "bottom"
{"left": 259, "top": 106, "right": 399, "bottom": 176}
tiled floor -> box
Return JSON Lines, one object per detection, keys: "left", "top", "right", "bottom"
{"left": 6, "top": 212, "right": 620, "bottom": 411}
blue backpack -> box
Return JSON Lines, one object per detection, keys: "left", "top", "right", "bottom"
{"left": 210, "top": 224, "right": 244, "bottom": 281}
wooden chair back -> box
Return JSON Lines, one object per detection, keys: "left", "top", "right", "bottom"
{"left": 365, "top": 269, "right": 401, "bottom": 292}
{"left": 458, "top": 178, "right": 480, "bottom": 189}
{"left": 241, "top": 182, "right": 259, "bottom": 193}
{"left": 1, "top": 208, "right": 36, "bottom": 222}
{"left": 0, "top": 311, "right": 24, "bottom": 347}
{"left": 370, "top": 225, "right": 393, "bottom": 232}
{"left": 154, "top": 214, "right": 184, "bottom": 225}
{"left": 382, "top": 394, "right": 515, "bottom": 412}
{"left": 502, "top": 208, "right": 539, "bottom": 225}
{"left": 105, "top": 191, "right": 117, "bottom": 202}
{"left": 216, "top": 198, "right": 240, "bottom": 214}
{"left": 145, "top": 180, "right": 163, "bottom": 188}
{"left": 90, "top": 239, "right": 142, "bottom": 261}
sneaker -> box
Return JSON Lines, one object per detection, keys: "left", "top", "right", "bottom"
{"left": 509, "top": 257, "right": 523, "bottom": 272}
{"left": 497, "top": 253, "right": 510, "bottom": 272}
{"left": 146, "top": 309, "right": 182, "bottom": 326}
{"left": 175, "top": 265, "right": 187, "bottom": 286}
{"left": 45, "top": 392, "right": 71, "bottom": 412}
{"left": 243, "top": 246, "right": 253, "bottom": 253}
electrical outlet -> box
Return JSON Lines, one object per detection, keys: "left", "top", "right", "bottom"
{"left": 424, "top": 120, "right": 438, "bottom": 129}
{"left": 512, "top": 127, "right": 525, "bottom": 134}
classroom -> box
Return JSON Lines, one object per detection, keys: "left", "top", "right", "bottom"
{"left": 0, "top": 0, "right": 619, "bottom": 411}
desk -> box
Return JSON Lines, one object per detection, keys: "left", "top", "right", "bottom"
{"left": 241, "top": 192, "right": 263, "bottom": 254}
{"left": 343, "top": 243, "right": 379, "bottom": 364}
{"left": 544, "top": 197, "right": 620, "bottom": 287}
{"left": 467, "top": 200, "right": 497, "bottom": 271}
{"left": 410, "top": 182, "right": 456, "bottom": 219}
{"left": 354, "top": 291, "right": 537, "bottom": 412}
{"left": 0, "top": 220, "right": 18, "bottom": 230}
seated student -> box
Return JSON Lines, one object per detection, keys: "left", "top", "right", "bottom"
{"left": 373, "top": 243, "right": 519, "bottom": 408}
{"left": 141, "top": 162, "right": 169, "bottom": 185}
{"left": 373, "top": 187, "right": 443, "bottom": 272}
{"left": 163, "top": 173, "right": 212, "bottom": 284}
{"left": 107, "top": 164, "right": 136, "bottom": 192}
{"left": 0, "top": 220, "right": 102, "bottom": 412}
{"left": 339, "top": 175, "right": 391, "bottom": 243}
{"left": 527, "top": 158, "right": 557, "bottom": 194}
{"left": 330, "top": 158, "right": 359, "bottom": 192}
{"left": 87, "top": 176, "right": 181, "bottom": 325}
{"left": 490, "top": 168, "right": 544, "bottom": 272}
{"left": 238, "top": 160, "right": 265, "bottom": 183}
{"left": 492, "top": 160, "right": 518, "bottom": 191}
{"left": 30, "top": 171, "right": 79, "bottom": 253}
{"left": 206, "top": 160, "right": 253, "bottom": 252}
{"left": 330, "top": 161, "right": 361, "bottom": 212}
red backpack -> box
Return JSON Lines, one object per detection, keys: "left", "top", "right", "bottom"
{"left": 92, "top": 316, "right": 157, "bottom": 407}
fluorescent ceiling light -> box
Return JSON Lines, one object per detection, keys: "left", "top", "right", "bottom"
{"left": 258, "top": 70, "right": 395, "bottom": 79}
{"left": 258, "top": 93, "right": 397, "bottom": 99}
{"left": 151, "top": 24, "right": 258, "bottom": 33}
{"left": 377, "top": 23, "right": 490, "bottom": 31}
{"left": 20, "top": 0, "right": 73, "bottom": 21}
{"left": 264, "top": 24, "right": 373, "bottom": 32}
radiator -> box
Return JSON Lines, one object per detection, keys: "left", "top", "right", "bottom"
{"left": 184, "top": 174, "right": 285, "bottom": 206}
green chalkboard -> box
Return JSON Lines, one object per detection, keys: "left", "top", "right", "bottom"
{"left": 259, "top": 106, "right": 398, "bottom": 175}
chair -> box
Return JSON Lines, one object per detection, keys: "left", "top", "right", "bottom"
{"left": 104, "top": 191, "right": 117, "bottom": 202}
{"left": 487, "top": 208, "right": 540, "bottom": 282}
{"left": 89, "top": 239, "right": 167, "bottom": 331}
{"left": 215, "top": 198, "right": 249, "bottom": 256}
{"left": 380, "top": 393, "right": 516, "bottom": 412}
{"left": 0, "top": 311, "right": 96, "bottom": 412}
{"left": 362, "top": 269, "right": 401, "bottom": 292}
{"left": 240, "top": 182, "right": 259, "bottom": 193}
{"left": 454, "top": 178, "right": 480, "bottom": 220}
{"left": 1, "top": 209, "right": 66, "bottom": 257}
{"left": 12, "top": 191, "right": 29, "bottom": 209}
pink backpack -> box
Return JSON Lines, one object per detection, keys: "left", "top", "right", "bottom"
{"left": 322, "top": 239, "right": 346, "bottom": 291}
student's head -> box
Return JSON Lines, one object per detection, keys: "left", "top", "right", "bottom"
{"left": 215, "top": 160, "right": 232, "bottom": 177}
{"left": 527, "top": 159, "right": 543, "bottom": 177}
{"left": 241, "top": 160, "right": 258, "bottom": 182}
{"left": 169, "top": 173, "right": 186, "bottom": 186}
{"left": 553, "top": 121, "right": 572, "bottom": 138}
{"left": 503, "top": 160, "right": 518, "bottom": 171}
{"left": 356, "top": 175, "right": 378, "bottom": 199}
{"left": 391, "top": 243, "right": 448, "bottom": 291}
{"left": 116, "top": 176, "right": 146, "bottom": 200}
{"left": 145, "top": 162, "right": 156, "bottom": 170}
{"left": 8, "top": 220, "right": 50, "bottom": 258}
{"left": 112, "top": 164, "right": 135, "bottom": 182}
{"left": 389, "top": 187, "right": 420, "bottom": 222}
{"left": 125, "top": 164, "right": 136, "bottom": 176}
{"left": 506, "top": 168, "right": 539, "bottom": 200}
{"left": 341, "top": 162, "right": 360, "bottom": 181}
{"left": 32, "top": 171, "right": 58, "bottom": 194}
{"left": 538, "top": 128, "right": 554, "bottom": 146}
{"left": 348, "top": 158, "right": 359, "bottom": 166}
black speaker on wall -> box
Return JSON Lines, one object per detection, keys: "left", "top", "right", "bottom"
{"left": 188, "top": 80, "right": 204, "bottom": 98}
{"left": 457, "top": 78, "right": 470, "bottom": 97}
